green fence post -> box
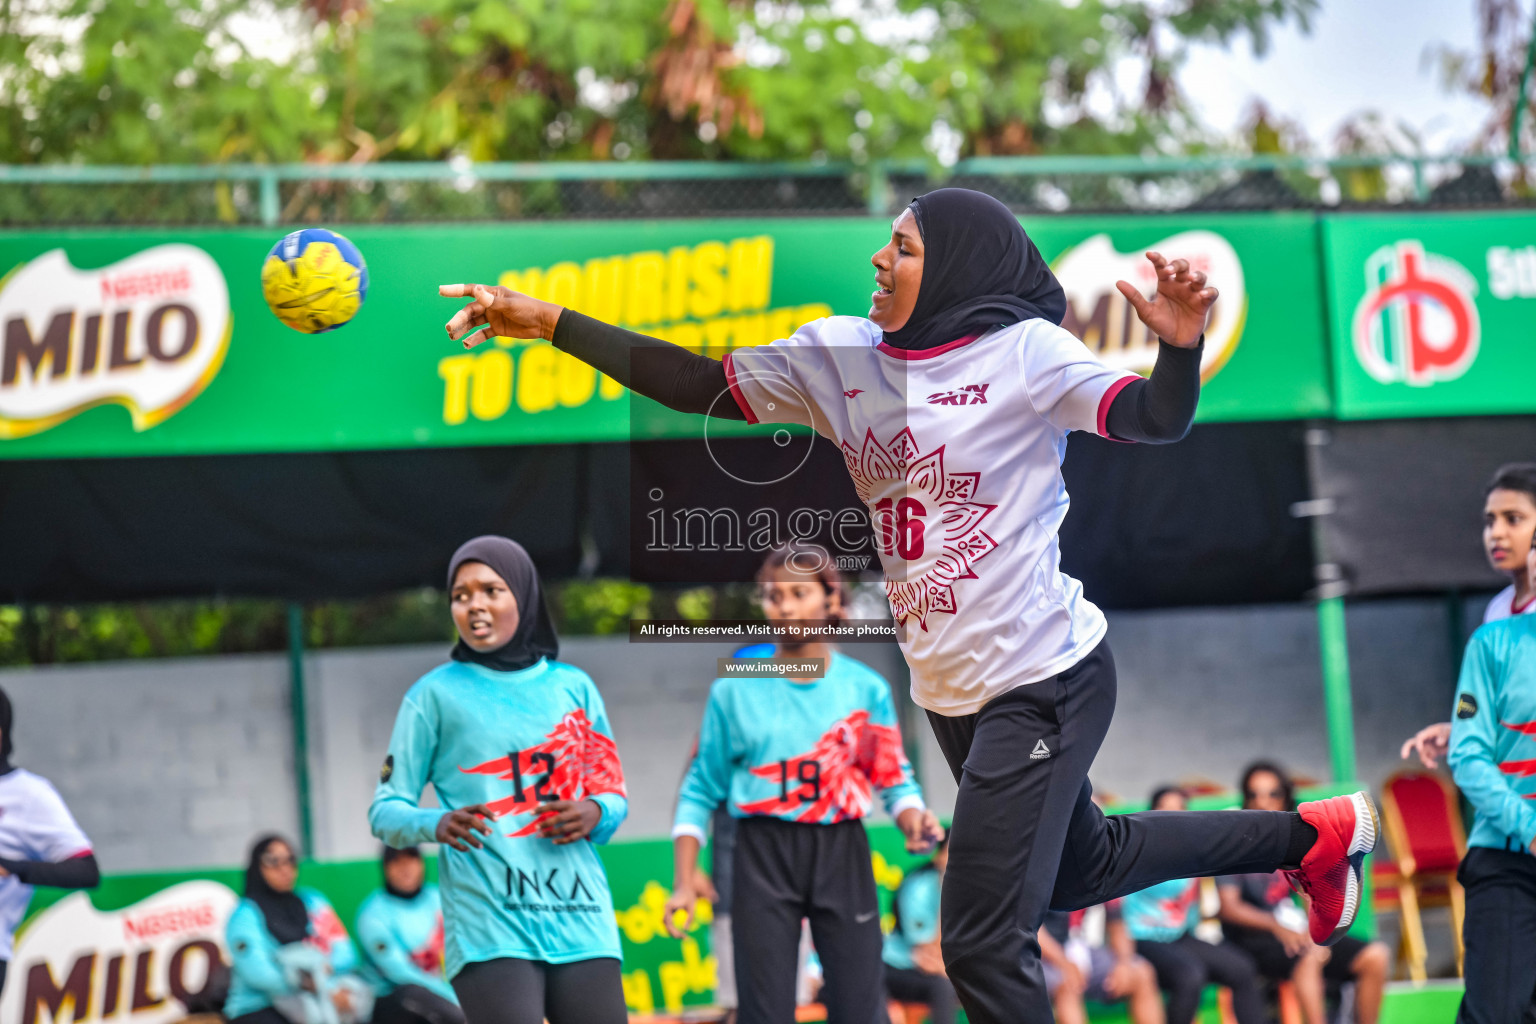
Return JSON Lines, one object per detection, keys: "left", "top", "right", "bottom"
{"left": 1511, "top": 5, "right": 1536, "bottom": 160}
{"left": 867, "top": 162, "right": 891, "bottom": 216}
{"left": 260, "top": 171, "right": 281, "bottom": 227}
{"left": 287, "top": 602, "right": 315, "bottom": 856}
{"left": 1317, "top": 595, "right": 1358, "bottom": 784}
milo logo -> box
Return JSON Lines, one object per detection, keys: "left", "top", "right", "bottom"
{"left": 1054, "top": 230, "right": 1247, "bottom": 381}
{"left": 0, "top": 245, "right": 231, "bottom": 438}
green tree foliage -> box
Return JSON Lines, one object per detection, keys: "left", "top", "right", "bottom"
{"left": 0, "top": 0, "right": 1317, "bottom": 167}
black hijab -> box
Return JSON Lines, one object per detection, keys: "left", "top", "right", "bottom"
{"left": 0, "top": 685, "right": 14, "bottom": 775}
{"left": 244, "top": 835, "right": 309, "bottom": 945}
{"left": 880, "top": 188, "right": 1067, "bottom": 352}
{"left": 383, "top": 845, "right": 424, "bottom": 900}
{"left": 448, "top": 535, "right": 559, "bottom": 672}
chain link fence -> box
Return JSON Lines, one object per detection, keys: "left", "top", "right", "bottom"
{"left": 0, "top": 155, "right": 1530, "bottom": 227}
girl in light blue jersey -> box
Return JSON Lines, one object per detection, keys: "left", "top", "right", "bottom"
{"left": 370, "top": 537, "right": 629, "bottom": 1024}
{"left": 356, "top": 846, "right": 463, "bottom": 1024}
{"left": 225, "top": 835, "right": 372, "bottom": 1024}
{"left": 1449, "top": 542, "right": 1536, "bottom": 1023}
{"left": 665, "top": 545, "right": 944, "bottom": 1024}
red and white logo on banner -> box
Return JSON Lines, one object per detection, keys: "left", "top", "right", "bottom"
{"left": 1352, "top": 240, "right": 1480, "bottom": 387}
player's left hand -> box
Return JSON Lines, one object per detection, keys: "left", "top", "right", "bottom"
{"left": 897, "top": 807, "right": 945, "bottom": 854}
{"left": 1115, "top": 251, "right": 1217, "bottom": 350}
{"left": 535, "top": 799, "right": 602, "bottom": 844}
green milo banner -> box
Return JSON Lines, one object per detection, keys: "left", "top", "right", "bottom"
{"left": 1322, "top": 211, "right": 1536, "bottom": 419}
{"left": 18, "top": 828, "right": 929, "bottom": 1019}
{"left": 0, "top": 214, "right": 1327, "bottom": 458}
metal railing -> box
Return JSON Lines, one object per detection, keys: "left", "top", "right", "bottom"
{"left": 0, "top": 153, "right": 1528, "bottom": 226}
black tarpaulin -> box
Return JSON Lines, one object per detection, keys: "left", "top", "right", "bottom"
{"left": 0, "top": 445, "right": 602, "bottom": 602}
{"left": 1307, "top": 416, "right": 1536, "bottom": 596}
{"left": 0, "top": 423, "right": 1317, "bottom": 607}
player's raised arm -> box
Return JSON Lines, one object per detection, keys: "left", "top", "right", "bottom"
{"left": 439, "top": 284, "right": 746, "bottom": 421}
{"left": 1099, "top": 251, "right": 1217, "bottom": 445}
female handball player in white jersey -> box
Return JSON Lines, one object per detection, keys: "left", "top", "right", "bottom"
{"left": 440, "top": 188, "right": 1377, "bottom": 1024}
{"left": 0, "top": 687, "right": 101, "bottom": 997}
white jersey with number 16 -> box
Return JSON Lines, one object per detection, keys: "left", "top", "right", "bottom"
{"left": 724, "top": 315, "right": 1138, "bottom": 717}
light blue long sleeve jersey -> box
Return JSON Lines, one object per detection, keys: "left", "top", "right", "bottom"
{"left": 369, "top": 658, "right": 628, "bottom": 977}
{"left": 356, "top": 884, "right": 458, "bottom": 1004}
{"left": 225, "top": 888, "right": 358, "bottom": 1019}
{"left": 1120, "top": 878, "right": 1200, "bottom": 943}
{"left": 673, "top": 651, "right": 924, "bottom": 842}
{"left": 1448, "top": 614, "right": 1536, "bottom": 853}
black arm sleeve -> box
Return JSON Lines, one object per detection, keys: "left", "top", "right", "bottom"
{"left": 0, "top": 851, "right": 101, "bottom": 888}
{"left": 550, "top": 309, "right": 746, "bottom": 421}
{"left": 1103, "top": 337, "right": 1203, "bottom": 444}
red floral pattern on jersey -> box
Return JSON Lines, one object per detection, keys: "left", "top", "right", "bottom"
{"left": 410, "top": 914, "right": 446, "bottom": 973}
{"left": 839, "top": 426, "right": 998, "bottom": 630}
{"left": 306, "top": 902, "right": 350, "bottom": 955}
{"left": 460, "top": 709, "right": 627, "bottom": 837}
{"left": 736, "top": 710, "right": 911, "bottom": 823}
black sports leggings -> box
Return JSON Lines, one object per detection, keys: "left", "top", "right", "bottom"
{"left": 372, "top": 984, "right": 468, "bottom": 1024}
{"left": 926, "top": 640, "right": 1294, "bottom": 1024}
{"left": 450, "top": 956, "right": 627, "bottom": 1024}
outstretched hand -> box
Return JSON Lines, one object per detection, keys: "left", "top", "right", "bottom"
{"left": 1114, "top": 251, "right": 1217, "bottom": 350}
{"left": 440, "top": 284, "right": 562, "bottom": 349}
{"left": 1400, "top": 722, "right": 1452, "bottom": 770}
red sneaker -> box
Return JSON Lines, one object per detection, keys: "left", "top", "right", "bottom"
{"left": 1285, "top": 790, "right": 1379, "bottom": 945}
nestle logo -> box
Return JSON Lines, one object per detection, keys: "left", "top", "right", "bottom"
{"left": 99, "top": 265, "right": 193, "bottom": 303}
{"left": 925, "top": 383, "right": 989, "bottom": 406}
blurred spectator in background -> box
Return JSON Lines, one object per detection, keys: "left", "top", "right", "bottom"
{"left": 1040, "top": 901, "right": 1163, "bottom": 1024}
{"left": 1448, "top": 541, "right": 1536, "bottom": 1024}
{"left": 225, "top": 834, "right": 372, "bottom": 1024}
{"left": 882, "top": 836, "right": 958, "bottom": 1024}
{"left": 356, "top": 846, "right": 463, "bottom": 1024}
{"left": 1217, "top": 763, "right": 1388, "bottom": 1024}
{"left": 1122, "top": 787, "right": 1265, "bottom": 1024}
{"left": 1401, "top": 463, "right": 1536, "bottom": 770}
{"left": 0, "top": 685, "right": 101, "bottom": 999}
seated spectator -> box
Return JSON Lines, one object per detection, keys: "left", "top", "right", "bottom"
{"left": 1219, "top": 763, "right": 1387, "bottom": 1024}
{"left": 225, "top": 834, "right": 373, "bottom": 1024}
{"left": 1122, "top": 787, "right": 1265, "bottom": 1024}
{"left": 357, "top": 846, "right": 465, "bottom": 1024}
{"left": 1040, "top": 902, "right": 1164, "bottom": 1024}
{"left": 882, "top": 837, "right": 958, "bottom": 1024}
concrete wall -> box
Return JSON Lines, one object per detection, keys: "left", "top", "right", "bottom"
{"left": 0, "top": 594, "right": 1486, "bottom": 872}
{"left": 0, "top": 653, "right": 299, "bottom": 873}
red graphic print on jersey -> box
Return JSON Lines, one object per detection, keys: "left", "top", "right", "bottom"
{"left": 307, "top": 902, "right": 349, "bottom": 954}
{"left": 411, "top": 915, "right": 446, "bottom": 973}
{"left": 1151, "top": 882, "right": 1199, "bottom": 931}
{"left": 1500, "top": 720, "right": 1536, "bottom": 793}
{"left": 737, "top": 710, "right": 910, "bottom": 823}
{"left": 460, "top": 709, "right": 627, "bottom": 836}
{"left": 839, "top": 427, "right": 998, "bottom": 631}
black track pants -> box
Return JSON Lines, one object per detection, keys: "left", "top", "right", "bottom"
{"left": 732, "top": 816, "right": 885, "bottom": 1024}
{"left": 926, "top": 640, "right": 1293, "bottom": 1024}
{"left": 1135, "top": 935, "right": 1266, "bottom": 1024}
{"left": 450, "top": 956, "right": 627, "bottom": 1024}
{"left": 1457, "top": 847, "right": 1536, "bottom": 1024}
